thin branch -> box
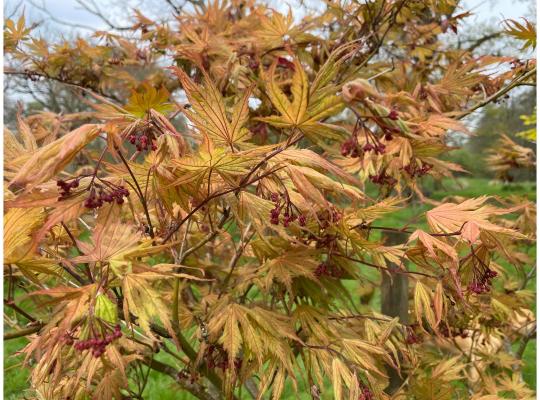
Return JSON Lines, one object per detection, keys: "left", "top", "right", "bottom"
{"left": 516, "top": 326, "right": 536, "bottom": 360}
{"left": 333, "top": 253, "right": 438, "bottom": 279}
{"left": 4, "top": 299, "right": 38, "bottom": 323}
{"left": 519, "top": 265, "right": 536, "bottom": 291}
{"left": 142, "top": 358, "right": 218, "bottom": 400}
{"left": 456, "top": 67, "right": 537, "bottom": 120}
{"left": 115, "top": 147, "right": 155, "bottom": 239}
{"left": 28, "top": 0, "right": 97, "bottom": 31}
{"left": 74, "top": 0, "right": 133, "bottom": 31}
{"left": 176, "top": 208, "right": 231, "bottom": 265}
{"left": 3, "top": 69, "right": 123, "bottom": 103}
{"left": 163, "top": 166, "right": 284, "bottom": 243}
{"left": 4, "top": 323, "right": 43, "bottom": 340}
{"left": 465, "top": 31, "right": 502, "bottom": 52}
{"left": 328, "top": 313, "right": 394, "bottom": 323}
{"left": 220, "top": 223, "right": 254, "bottom": 294}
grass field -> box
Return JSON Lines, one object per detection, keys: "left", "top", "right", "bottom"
{"left": 4, "top": 177, "right": 536, "bottom": 399}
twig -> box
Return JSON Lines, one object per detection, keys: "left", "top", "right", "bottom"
{"left": 4, "top": 323, "right": 43, "bottom": 340}
{"left": 516, "top": 326, "right": 536, "bottom": 360}
{"left": 115, "top": 147, "right": 155, "bottom": 239}
{"left": 333, "top": 253, "right": 438, "bottom": 279}
{"left": 4, "top": 299, "right": 38, "bottom": 323}
{"left": 456, "top": 67, "right": 537, "bottom": 119}
{"left": 163, "top": 166, "right": 283, "bottom": 243}
{"left": 220, "top": 222, "right": 254, "bottom": 295}
{"left": 142, "top": 358, "right": 218, "bottom": 400}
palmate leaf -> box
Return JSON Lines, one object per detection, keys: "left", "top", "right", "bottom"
{"left": 408, "top": 229, "right": 458, "bottom": 262}
{"left": 503, "top": 18, "right": 537, "bottom": 50}
{"left": 426, "top": 196, "right": 525, "bottom": 239}
{"left": 121, "top": 271, "right": 174, "bottom": 338}
{"left": 171, "top": 66, "right": 253, "bottom": 149}
{"left": 124, "top": 83, "right": 173, "bottom": 118}
{"left": 74, "top": 222, "right": 142, "bottom": 266}
{"left": 259, "top": 246, "right": 320, "bottom": 295}
{"left": 4, "top": 207, "right": 44, "bottom": 263}
{"left": 170, "top": 145, "right": 256, "bottom": 187}
{"left": 4, "top": 14, "right": 34, "bottom": 50}
{"left": 256, "top": 55, "right": 347, "bottom": 143}
{"left": 122, "top": 264, "right": 209, "bottom": 338}
{"left": 254, "top": 9, "right": 317, "bottom": 50}
{"left": 208, "top": 303, "right": 299, "bottom": 372}
{"left": 10, "top": 124, "right": 101, "bottom": 190}
{"left": 4, "top": 207, "right": 58, "bottom": 281}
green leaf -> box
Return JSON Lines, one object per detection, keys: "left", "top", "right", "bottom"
{"left": 95, "top": 293, "right": 117, "bottom": 323}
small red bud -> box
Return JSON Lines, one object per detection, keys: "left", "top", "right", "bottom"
{"left": 388, "top": 110, "right": 399, "bottom": 120}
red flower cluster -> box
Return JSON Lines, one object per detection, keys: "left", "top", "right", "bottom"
{"left": 358, "top": 384, "right": 374, "bottom": 400}
{"left": 314, "top": 262, "right": 344, "bottom": 278}
{"left": 362, "top": 142, "right": 386, "bottom": 154}
{"left": 341, "top": 138, "right": 386, "bottom": 158}
{"left": 403, "top": 162, "right": 432, "bottom": 178}
{"left": 84, "top": 186, "right": 129, "bottom": 209}
{"left": 129, "top": 133, "right": 157, "bottom": 151}
{"left": 468, "top": 268, "right": 498, "bottom": 294}
{"left": 57, "top": 178, "right": 80, "bottom": 200}
{"left": 70, "top": 325, "right": 122, "bottom": 358}
{"left": 405, "top": 326, "right": 421, "bottom": 344}
{"left": 341, "top": 138, "right": 360, "bottom": 158}
{"left": 269, "top": 192, "right": 306, "bottom": 227}
{"left": 57, "top": 176, "right": 129, "bottom": 209}
{"left": 205, "top": 345, "right": 242, "bottom": 372}
{"left": 369, "top": 171, "right": 397, "bottom": 186}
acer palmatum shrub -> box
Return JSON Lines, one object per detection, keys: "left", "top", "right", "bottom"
{"left": 4, "top": 1, "right": 536, "bottom": 399}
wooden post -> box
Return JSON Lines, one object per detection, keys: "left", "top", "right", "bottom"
{"left": 380, "top": 230, "right": 408, "bottom": 394}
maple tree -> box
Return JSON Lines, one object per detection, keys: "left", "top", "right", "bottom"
{"left": 3, "top": 1, "right": 537, "bottom": 399}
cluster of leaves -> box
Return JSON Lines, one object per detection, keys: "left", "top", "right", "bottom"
{"left": 486, "top": 134, "right": 536, "bottom": 182}
{"left": 3, "top": 1, "right": 536, "bottom": 399}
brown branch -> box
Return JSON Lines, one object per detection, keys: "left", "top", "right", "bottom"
{"left": 334, "top": 253, "right": 438, "bottom": 279}
{"left": 4, "top": 323, "right": 43, "bottom": 340}
{"left": 74, "top": 0, "right": 133, "bottom": 31}
{"left": 115, "top": 147, "right": 155, "bottom": 240}
{"left": 4, "top": 299, "right": 38, "bottom": 323}
{"left": 464, "top": 31, "right": 502, "bottom": 52}
{"left": 3, "top": 69, "right": 123, "bottom": 102}
{"left": 456, "top": 67, "right": 537, "bottom": 120}
{"left": 220, "top": 223, "right": 255, "bottom": 295}
{"left": 176, "top": 208, "right": 231, "bottom": 266}
{"left": 61, "top": 222, "right": 94, "bottom": 282}
{"left": 516, "top": 326, "right": 536, "bottom": 360}
{"left": 142, "top": 357, "right": 218, "bottom": 400}
{"left": 163, "top": 166, "right": 284, "bottom": 243}
{"left": 119, "top": 307, "right": 231, "bottom": 398}
{"left": 328, "top": 313, "right": 394, "bottom": 323}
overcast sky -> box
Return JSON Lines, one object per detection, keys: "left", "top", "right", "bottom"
{"left": 4, "top": 0, "right": 535, "bottom": 36}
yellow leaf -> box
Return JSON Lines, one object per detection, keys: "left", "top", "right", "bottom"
{"left": 125, "top": 83, "right": 173, "bottom": 118}
{"left": 122, "top": 272, "right": 175, "bottom": 339}
{"left": 172, "top": 67, "right": 253, "bottom": 148}
{"left": 4, "top": 207, "right": 44, "bottom": 263}
{"left": 503, "top": 18, "right": 536, "bottom": 50}
{"left": 10, "top": 124, "right": 100, "bottom": 189}
{"left": 414, "top": 281, "right": 436, "bottom": 332}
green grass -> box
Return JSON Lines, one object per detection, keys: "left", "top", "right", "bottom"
{"left": 5, "top": 177, "right": 536, "bottom": 398}
{"left": 4, "top": 336, "right": 31, "bottom": 399}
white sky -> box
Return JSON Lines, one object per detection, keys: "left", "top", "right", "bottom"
{"left": 5, "top": 0, "right": 535, "bottom": 35}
